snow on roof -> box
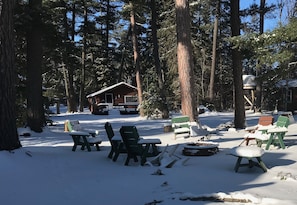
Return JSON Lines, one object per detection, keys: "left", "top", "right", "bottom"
{"left": 243, "top": 75, "right": 256, "bottom": 89}
{"left": 86, "top": 82, "right": 137, "bottom": 98}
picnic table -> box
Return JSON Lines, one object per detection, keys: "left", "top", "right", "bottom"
{"left": 138, "top": 138, "right": 161, "bottom": 156}
{"left": 230, "top": 146, "right": 267, "bottom": 173}
{"left": 69, "top": 131, "right": 102, "bottom": 152}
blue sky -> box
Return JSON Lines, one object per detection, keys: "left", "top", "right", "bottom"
{"left": 240, "top": 0, "right": 282, "bottom": 32}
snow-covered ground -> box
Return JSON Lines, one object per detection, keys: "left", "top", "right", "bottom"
{"left": 1, "top": 106, "right": 297, "bottom": 205}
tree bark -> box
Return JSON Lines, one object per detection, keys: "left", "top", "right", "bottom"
{"left": 130, "top": 1, "right": 144, "bottom": 116}
{"left": 63, "top": 0, "right": 77, "bottom": 113}
{"left": 0, "top": 0, "right": 22, "bottom": 150}
{"left": 230, "top": 0, "right": 245, "bottom": 128}
{"left": 79, "top": 1, "right": 87, "bottom": 112}
{"left": 255, "top": 0, "right": 266, "bottom": 112}
{"left": 105, "top": 0, "right": 110, "bottom": 65}
{"left": 175, "top": 0, "right": 197, "bottom": 122}
{"left": 209, "top": 1, "right": 220, "bottom": 102}
{"left": 26, "top": 0, "right": 45, "bottom": 132}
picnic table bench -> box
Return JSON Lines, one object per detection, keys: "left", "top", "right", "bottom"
{"left": 119, "top": 104, "right": 139, "bottom": 114}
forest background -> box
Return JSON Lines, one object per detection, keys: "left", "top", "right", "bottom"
{"left": 1, "top": 0, "right": 297, "bottom": 150}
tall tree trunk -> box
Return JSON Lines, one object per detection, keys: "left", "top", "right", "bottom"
{"left": 27, "top": 0, "right": 45, "bottom": 132}
{"left": 200, "top": 48, "right": 206, "bottom": 99}
{"left": 209, "top": 1, "right": 220, "bottom": 102}
{"left": 150, "top": 0, "right": 169, "bottom": 119}
{"left": 230, "top": 0, "right": 245, "bottom": 128}
{"left": 0, "top": 0, "right": 22, "bottom": 150}
{"left": 105, "top": 0, "right": 110, "bottom": 66}
{"left": 63, "top": 0, "right": 77, "bottom": 113}
{"left": 175, "top": 0, "right": 197, "bottom": 122}
{"left": 79, "top": 1, "right": 87, "bottom": 112}
{"left": 255, "top": 0, "right": 265, "bottom": 112}
{"left": 129, "top": 1, "right": 144, "bottom": 116}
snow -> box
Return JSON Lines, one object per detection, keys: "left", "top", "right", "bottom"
{"left": 2, "top": 107, "right": 297, "bottom": 205}
{"left": 230, "top": 146, "right": 264, "bottom": 158}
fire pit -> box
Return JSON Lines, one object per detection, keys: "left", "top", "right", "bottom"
{"left": 182, "top": 141, "right": 219, "bottom": 156}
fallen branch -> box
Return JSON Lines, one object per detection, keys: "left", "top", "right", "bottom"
{"left": 180, "top": 196, "right": 252, "bottom": 203}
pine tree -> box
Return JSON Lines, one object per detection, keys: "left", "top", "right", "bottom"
{"left": 0, "top": 0, "right": 22, "bottom": 150}
{"left": 26, "top": 0, "right": 45, "bottom": 132}
{"left": 230, "top": 0, "right": 245, "bottom": 128}
{"left": 175, "top": 0, "right": 197, "bottom": 121}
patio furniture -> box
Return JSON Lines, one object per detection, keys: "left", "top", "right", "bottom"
{"left": 69, "top": 131, "right": 102, "bottom": 152}
{"left": 104, "top": 122, "right": 127, "bottom": 161}
{"left": 92, "top": 103, "right": 109, "bottom": 115}
{"left": 230, "top": 146, "right": 267, "bottom": 173}
{"left": 255, "top": 115, "right": 290, "bottom": 150}
{"left": 119, "top": 126, "right": 161, "bottom": 166}
{"left": 65, "top": 120, "right": 81, "bottom": 132}
{"left": 65, "top": 120, "right": 102, "bottom": 151}
{"left": 243, "top": 115, "right": 274, "bottom": 145}
{"left": 119, "top": 104, "right": 139, "bottom": 115}
{"left": 171, "top": 116, "right": 191, "bottom": 139}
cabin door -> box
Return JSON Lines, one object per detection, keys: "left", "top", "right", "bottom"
{"left": 105, "top": 93, "right": 113, "bottom": 109}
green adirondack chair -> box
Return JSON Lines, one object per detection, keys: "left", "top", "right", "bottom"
{"left": 119, "top": 126, "right": 161, "bottom": 166}
{"left": 171, "top": 116, "right": 191, "bottom": 139}
{"left": 104, "top": 122, "right": 126, "bottom": 161}
{"left": 256, "top": 115, "right": 290, "bottom": 150}
{"left": 119, "top": 126, "right": 144, "bottom": 166}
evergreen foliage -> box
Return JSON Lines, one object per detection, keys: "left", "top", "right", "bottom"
{"left": 11, "top": 0, "right": 297, "bottom": 126}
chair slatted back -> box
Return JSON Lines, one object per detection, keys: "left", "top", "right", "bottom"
{"left": 171, "top": 116, "right": 190, "bottom": 128}
{"left": 104, "top": 122, "right": 126, "bottom": 160}
{"left": 104, "top": 122, "right": 115, "bottom": 140}
{"left": 105, "top": 122, "right": 121, "bottom": 151}
{"left": 258, "top": 116, "right": 274, "bottom": 126}
{"left": 276, "top": 116, "right": 290, "bottom": 128}
{"left": 120, "top": 126, "right": 142, "bottom": 154}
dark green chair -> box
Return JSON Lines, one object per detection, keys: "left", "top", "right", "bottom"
{"left": 120, "top": 126, "right": 161, "bottom": 166}
{"left": 104, "top": 122, "right": 126, "bottom": 161}
{"left": 120, "top": 126, "right": 145, "bottom": 166}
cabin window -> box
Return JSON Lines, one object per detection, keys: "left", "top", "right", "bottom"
{"left": 124, "top": 96, "right": 138, "bottom": 103}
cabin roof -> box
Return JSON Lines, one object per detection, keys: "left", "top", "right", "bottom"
{"left": 277, "top": 79, "right": 297, "bottom": 88}
{"left": 86, "top": 82, "right": 137, "bottom": 98}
